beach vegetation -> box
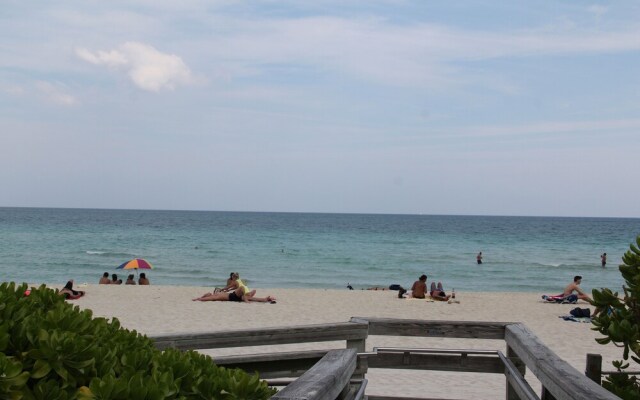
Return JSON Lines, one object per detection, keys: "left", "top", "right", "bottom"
{"left": 591, "top": 235, "right": 640, "bottom": 399}
{"left": 0, "top": 282, "right": 276, "bottom": 400}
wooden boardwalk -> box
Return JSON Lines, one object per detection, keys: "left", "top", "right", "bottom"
{"left": 149, "top": 317, "right": 620, "bottom": 400}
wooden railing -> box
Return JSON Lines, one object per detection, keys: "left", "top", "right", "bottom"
{"left": 585, "top": 353, "right": 640, "bottom": 386}
{"left": 149, "top": 318, "right": 619, "bottom": 400}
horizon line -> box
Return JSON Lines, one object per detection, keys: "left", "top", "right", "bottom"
{"left": 1, "top": 205, "right": 638, "bottom": 220}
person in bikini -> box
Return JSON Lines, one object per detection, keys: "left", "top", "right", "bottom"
{"left": 410, "top": 275, "right": 428, "bottom": 299}
{"left": 192, "top": 286, "right": 276, "bottom": 303}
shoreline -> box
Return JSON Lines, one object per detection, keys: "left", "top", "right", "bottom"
{"left": 41, "top": 284, "right": 622, "bottom": 397}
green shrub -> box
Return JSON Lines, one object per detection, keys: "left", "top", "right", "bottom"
{"left": 0, "top": 282, "right": 276, "bottom": 399}
{"left": 591, "top": 236, "right": 640, "bottom": 400}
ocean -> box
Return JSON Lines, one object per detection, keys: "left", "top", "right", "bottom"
{"left": 1, "top": 207, "right": 638, "bottom": 293}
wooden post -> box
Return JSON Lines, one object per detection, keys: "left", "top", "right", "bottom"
{"left": 346, "top": 338, "right": 366, "bottom": 353}
{"left": 585, "top": 353, "right": 602, "bottom": 385}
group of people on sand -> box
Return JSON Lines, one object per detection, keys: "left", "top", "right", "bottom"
{"left": 395, "top": 274, "right": 459, "bottom": 303}
{"left": 192, "top": 272, "right": 276, "bottom": 304}
{"left": 99, "top": 272, "right": 149, "bottom": 285}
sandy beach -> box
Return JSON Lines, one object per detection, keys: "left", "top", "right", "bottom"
{"left": 60, "top": 284, "right": 620, "bottom": 399}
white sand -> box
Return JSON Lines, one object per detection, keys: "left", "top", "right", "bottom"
{"left": 61, "top": 284, "right": 620, "bottom": 399}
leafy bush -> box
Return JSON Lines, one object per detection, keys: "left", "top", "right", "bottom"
{"left": 0, "top": 282, "right": 276, "bottom": 399}
{"left": 591, "top": 236, "right": 640, "bottom": 399}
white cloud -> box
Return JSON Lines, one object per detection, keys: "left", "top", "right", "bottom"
{"left": 35, "top": 81, "right": 77, "bottom": 106}
{"left": 76, "top": 48, "right": 128, "bottom": 68}
{"left": 76, "top": 42, "right": 193, "bottom": 92}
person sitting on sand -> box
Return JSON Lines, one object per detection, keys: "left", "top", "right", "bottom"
{"left": 563, "top": 275, "right": 591, "bottom": 302}
{"left": 59, "top": 280, "right": 85, "bottom": 299}
{"left": 430, "top": 281, "right": 451, "bottom": 301}
{"left": 99, "top": 272, "right": 111, "bottom": 284}
{"left": 111, "top": 274, "right": 123, "bottom": 285}
{"left": 410, "top": 275, "right": 428, "bottom": 299}
{"left": 192, "top": 286, "right": 276, "bottom": 303}
{"left": 198, "top": 272, "right": 251, "bottom": 298}
{"left": 125, "top": 274, "right": 136, "bottom": 285}
{"left": 215, "top": 272, "right": 240, "bottom": 293}
{"left": 138, "top": 273, "right": 150, "bottom": 285}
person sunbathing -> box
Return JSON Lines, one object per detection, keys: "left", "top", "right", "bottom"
{"left": 563, "top": 275, "right": 591, "bottom": 301}
{"left": 430, "top": 281, "right": 451, "bottom": 301}
{"left": 542, "top": 275, "right": 591, "bottom": 303}
{"left": 410, "top": 275, "right": 428, "bottom": 299}
{"left": 59, "top": 280, "right": 85, "bottom": 300}
{"left": 192, "top": 286, "right": 275, "bottom": 303}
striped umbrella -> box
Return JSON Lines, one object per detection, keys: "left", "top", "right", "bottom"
{"left": 117, "top": 258, "right": 153, "bottom": 270}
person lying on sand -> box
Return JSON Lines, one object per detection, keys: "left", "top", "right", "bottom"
{"left": 192, "top": 286, "right": 276, "bottom": 303}
{"left": 59, "top": 280, "right": 85, "bottom": 300}
{"left": 430, "top": 281, "right": 451, "bottom": 301}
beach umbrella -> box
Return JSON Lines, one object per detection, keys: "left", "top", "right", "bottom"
{"left": 117, "top": 258, "right": 153, "bottom": 271}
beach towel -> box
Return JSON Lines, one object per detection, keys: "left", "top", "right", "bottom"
{"left": 541, "top": 294, "right": 578, "bottom": 304}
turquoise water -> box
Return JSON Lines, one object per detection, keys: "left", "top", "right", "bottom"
{"left": 1, "top": 207, "right": 638, "bottom": 293}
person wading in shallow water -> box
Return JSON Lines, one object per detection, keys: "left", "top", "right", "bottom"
{"left": 601, "top": 253, "right": 607, "bottom": 268}
{"left": 477, "top": 252, "right": 483, "bottom": 264}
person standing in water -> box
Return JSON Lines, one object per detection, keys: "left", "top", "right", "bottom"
{"left": 601, "top": 253, "right": 607, "bottom": 268}
{"left": 476, "top": 252, "right": 483, "bottom": 264}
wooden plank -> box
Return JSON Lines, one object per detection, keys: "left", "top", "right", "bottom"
{"left": 505, "top": 323, "right": 620, "bottom": 400}
{"left": 214, "top": 350, "right": 328, "bottom": 379}
{"left": 216, "top": 349, "right": 368, "bottom": 379}
{"left": 363, "top": 351, "right": 505, "bottom": 373}
{"left": 505, "top": 346, "right": 524, "bottom": 400}
{"left": 351, "top": 317, "right": 508, "bottom": 339}
{"left": 499, "top": 350, "right": 539, "bottom": 400}
{"left": 271, "top": 349, "right": 357, "bottom": 400}
{"left": 151, "top": 321, "right": 368, "bottom": 350}
{"left": 366, "top": 396, "right": 465, "bottom": 400}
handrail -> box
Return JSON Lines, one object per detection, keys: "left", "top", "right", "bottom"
{"left": 353, "top": 378, "right": 368, "bottom": 400}
{"left": 374, "top": 347, "right": 499, "bottom": 355}
{"left": 270, "top": 349, "right": 357, "bottom": 400}
{"left": 151, "top": 321, "right": 368, "bottom": 350}
{"left": 505, "top": 323, "right": 618, "bottom": 400}
{"left": 497, "top": 350, "right": 539, "bottom": 400}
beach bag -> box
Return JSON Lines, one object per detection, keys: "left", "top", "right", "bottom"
{"left": 389, "top": 284, "right": 402, "bottom": 291}
{"left": 570, "top": 307, "right": 591, "bottom": 318}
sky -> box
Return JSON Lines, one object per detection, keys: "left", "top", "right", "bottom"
{"left": 1, "top": 1, "right": 639, "bottom": 217}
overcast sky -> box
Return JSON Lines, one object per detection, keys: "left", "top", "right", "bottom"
{"left": 1, "top": 1, "right": 639, "bottom": 217}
